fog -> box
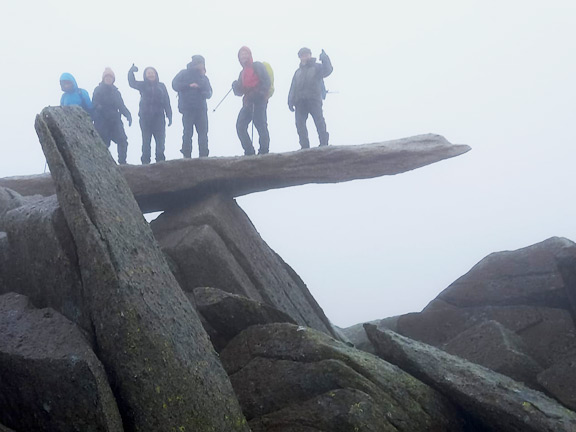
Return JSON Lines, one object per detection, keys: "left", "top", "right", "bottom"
{"left": 1, "top": 1, "right": 575, "bottom": 326}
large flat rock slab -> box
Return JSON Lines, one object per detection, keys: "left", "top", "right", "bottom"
{"left": 35, "top": 106, "right": 249, "bottom": 431}
{"left": 1, "top": 134, "right": 470, "bottom": 213}
{"left": 365, "top": 324, "right": 576, "bottom": 432}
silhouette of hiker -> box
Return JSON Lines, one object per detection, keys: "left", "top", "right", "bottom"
{"left": 128, "top": 64, "right": 172, "bottom": 164}
{"left": 288, "top": 48, "right": 333, "bottom": 148}
{"left": 232, "top": 46, "right": 271, "bottom": 155}
{"left": 172, "top": 55, "right": 213, "bottom": 158}
{"left": 92, "top": 67, "right": 132, "bottom": 164}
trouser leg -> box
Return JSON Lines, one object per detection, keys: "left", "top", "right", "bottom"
{"left": 196, "top": 109, "right": 209, "bottom": 157}
{"left": 253, "top": 100, "right": 270, "bottom": 154}
{"left": 309, "top": 100, "right": 329, "bottom": 146}
{"left": 140, "top": 118, "right": 152, "bottom": 164}
{"left": 236, "top": 105, "right": 255, "bottom": 155}
{"left": 109, "top": 120, "right": 129, "bottom": 164}
{"left": 116, "top": 140, "right": 128, "bottom": 164}
{"left": 295, "top": 104, "right": 310, "bottom": 149}
{"left": 153, "top": 116, "right": 166, "bottom": 162}
{"left": 181, "top": 111, "right": 194, "bottom": 158}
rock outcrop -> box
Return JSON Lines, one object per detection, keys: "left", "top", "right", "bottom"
{"left": 151, "top": 193, "right": 340, "bottom": 339}
{"left": 16, "top": 105, "right": 573, "bottom": 430}
{"left": 0, "top": 134, "right": 471, "bottom": 213}
{"left": 365, "top": 325, "right": 576, "bottom": 432}
{"left": 342, "top": 238, "right": 576, "bottom": 416}
{"left": 34, "top": 106, "right": 249, "bottom": 431}
{"left": 0, "top": 292, "right": 122, "bottom": 432}
{"left": 221, "top": 323, "right": 470, "bottom": 431}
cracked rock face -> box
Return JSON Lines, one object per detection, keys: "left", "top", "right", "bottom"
{"left": 220, "top": 323, "right": 469, "bottom": 431}
{"left": 151, "top": 194, "right": 340, "bottom": 339}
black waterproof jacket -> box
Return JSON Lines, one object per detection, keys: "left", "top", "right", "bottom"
{"left": 92, "top": 83, "right": 131, "bottom": 125}
{"left": 288, "top": 54, "right": 333, "bottom": 106}
{"left": 128, "top": 68, "right": 172, "bottom": 122}
{"left": 172, "top": 64, "right": 213, "bottom": 113}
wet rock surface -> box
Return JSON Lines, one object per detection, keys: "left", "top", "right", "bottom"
{"left": 35, "top": 106, "right": 249, "bottom": 431}
{"left": 193, "top": 287, "right": 297, "bottom": 346}
{"left": 221, "top": 323, "right": 470, "bottom": 432}
{"left": 0, "top": 292, "right": 122, "bottom": 432}
{"left": 365, "top": 324, "right": 576, "bottom": 432}
{"left": 151, "top": 194, "right": 339, "bottom": 339}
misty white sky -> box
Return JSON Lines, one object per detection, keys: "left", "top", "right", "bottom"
{"left": 1, "top": 1, "right": 575, "bottom": 327}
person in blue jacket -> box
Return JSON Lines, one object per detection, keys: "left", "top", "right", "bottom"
{"left": 60, "top": 72, "right": 92, "bottom": 115}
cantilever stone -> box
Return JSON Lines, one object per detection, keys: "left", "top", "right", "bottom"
{"left": 4, "top": 110, "right": 470, "bottom": 213}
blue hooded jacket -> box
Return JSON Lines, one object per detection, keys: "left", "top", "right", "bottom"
{"left": 60, "top": 72, "right": 93, "bottom": 114}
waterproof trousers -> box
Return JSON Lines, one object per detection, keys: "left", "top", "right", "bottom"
{"left": 94, "top": 119, "right": 128, "bottom": 164}
{"left": 140, "top": 115, "right": 166, "bottom": 164}
{"left": 295, "top": 99, "right": 329, "bottom": 148}
{"left": 236, "top": 99, "right": 270, "bottom": 155}
{"left": 181, "top": 109, "right": 209, "bottom": 158}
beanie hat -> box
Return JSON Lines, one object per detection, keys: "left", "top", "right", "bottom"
{"left": 191, "top": 55, "right": 205, "bottom": 67}
{"left": 298, "top": 47, "right": 312, "bottom": 57}
{"left": 102, "top": 67, "right": 115, "bottom": 82}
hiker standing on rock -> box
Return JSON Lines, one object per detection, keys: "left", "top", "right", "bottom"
{"left": 172, "top": 55, "right": 213, "bottom": 158}
{"left": 128, "top": 64, "right": 172, "bottom": 164}
{"left": 232, "top": 46, "right": 271, "bottom": 156}
{"left": 92, "top": 68, "right": 132, "bottom": 165}
{"left": 59, "top": 72, "right": 93, "bottom": 116}
{"left": 288, "top": 47, "right": 333, "bottom": 148}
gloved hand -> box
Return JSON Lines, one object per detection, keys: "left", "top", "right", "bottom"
{"left": 319, "top": 49, "right": 328, "bottom": 61}
{"left": 232, "top": 80, "right": 240, "bottom": 95}
{"left": 127, "top": 114, "right": 132, "bottom": 127}
{"left": 288, "top": 104, "right": 295, "bottom": 112}
{"left": 167, "top": 117, "right": 172, "bottom": 127}
{"left": 129, "top": 63, "right": 138, "bottom": 73}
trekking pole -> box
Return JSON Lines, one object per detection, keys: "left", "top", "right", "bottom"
{"left": 212, "top": 88, "right": 233, "bottom": 112}
{"left": 251, "top": 104, "right": 255, "bottom": 146}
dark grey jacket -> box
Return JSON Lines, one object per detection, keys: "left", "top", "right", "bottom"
{"left": 288, "top": 53, "right": 333, "bottom": 106}
{"left": 128, "top": 67, "right": 172, "bottom": 122}
{"left": 92, "top": 82, "right": 131, "bottom": 125}
{"left": 172, "top": 64, "right": 213, "bottom": 113}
